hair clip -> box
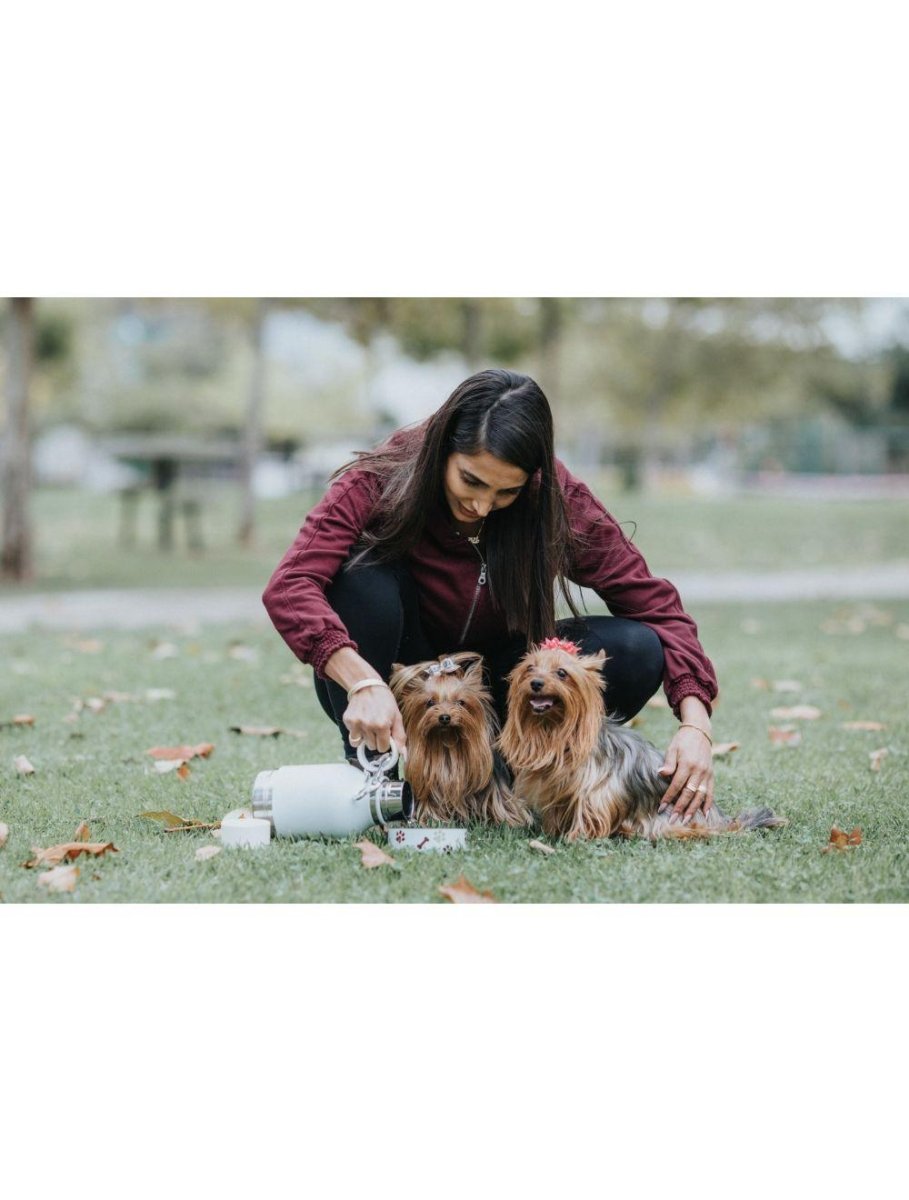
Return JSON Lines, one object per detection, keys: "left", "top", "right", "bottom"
{"left": 425, "top": 657, "right": 459, "bottom": 677}
{"left": 539, "top": 637, "right": 581, "bottom": 656}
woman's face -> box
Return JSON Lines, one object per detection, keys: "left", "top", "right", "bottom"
{"left": 443, "top": 450, "right": 529, "bottom": 523}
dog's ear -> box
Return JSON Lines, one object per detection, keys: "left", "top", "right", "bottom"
{"left": 389, "top": 662, "right": 428, "bottom": 695}
{"left": 448, "top": 651, "right": 484, "bottom": 675}
{"left": 581, "top": 648, "right": 609, "bottom": 672}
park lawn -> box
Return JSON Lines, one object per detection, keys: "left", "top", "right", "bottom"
{"left": 10, "top": 486, "right": 909, "bottom": 592}
{"left": 0, "top": 597, "right": 906, "bottom": 904}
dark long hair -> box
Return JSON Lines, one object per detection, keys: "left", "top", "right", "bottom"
{"left": 331, "top": 369, "right": 583, "bottom": 645}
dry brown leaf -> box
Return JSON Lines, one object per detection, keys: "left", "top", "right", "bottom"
{"left": 146, "top": 743, "right": 214, "bottom": 761}
{"left": 24, "top": 841, "right": 118, "bottom": 868}
{"left": 528, "top": 839, "right": 556, "bottom": 855}
{"left": 750, "top": 677, "right": 770, "bottom": 690}
{"left": 712, "top": 742, "right": 740, "bottom": 758}
{"left": 14, "top": 754, "right": 35, "bottom": 775}
{"left": 0, "top": 822, "right": 9, "bottom": 849}
{"left": 139, "top": 810, "right": 218, "bottom": 831}
{"left": 152, "top": 759, "right": 190, "bottom": 776}
{"left": 840, "top": 721, "right": 887, "bottom": 732}
{"left": 768, "top": 726, "right": 802, "bottom": 747}
{"left": 772, "top": 680, "right": 804, "bottom": 693}
{"left": 140, "top": 810, "right": 193, "bottom": 828}
{"left": 438, "top": 874, "right": 497, "bottom": 904}
{"left": 823, "top": 826, "right": 863, "bottom": 852}
{"left": 195, "top": 845, "right": 221, "bottom": 862}
{"left": 73, "top": 821, "right": 91, "bottom": 842}
{"left": 354, "top": 839, "right": 399, "bottom": 869}
{"left": 38, "top": 864, "right": 80, "bottom": 892}
{"left": 0, "top": 714, "right": 34, "bottom": 728}
{"left": 70, "top": 638, "right": 104, "bottom": 654}
{"left": 770, "top": 705, "right": 822, "bottom": 720}
{"left": 229, "top": 725, "right": 306, "bottom": 739}
{"left": 869, "top": 747, "right": 889, "bottom": 772}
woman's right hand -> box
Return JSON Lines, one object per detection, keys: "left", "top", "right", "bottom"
{"left": 343, "top": 685, "right": 407, "bottom": 757}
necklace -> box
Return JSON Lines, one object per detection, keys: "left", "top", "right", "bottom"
{"left": 467, "top": 519, "right": 485, "bottom": 546}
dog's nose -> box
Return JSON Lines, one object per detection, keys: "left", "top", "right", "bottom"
{"left": 530, "top": 678, "right": 545, "bottom": 692}
{"left": 438, "top": 713, "right": 452, "bottom": 725}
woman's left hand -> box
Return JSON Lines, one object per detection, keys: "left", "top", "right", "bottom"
{"left": 658, "top": 725, "right": 715, "bottom": 823}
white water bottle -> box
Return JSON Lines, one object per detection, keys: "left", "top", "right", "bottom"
{"left": 250, "top": 745, "right": 412, "bottom": 838}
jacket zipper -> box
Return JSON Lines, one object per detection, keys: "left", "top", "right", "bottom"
{"left": 458, "top": 546, "right": 487, "bottom": 646}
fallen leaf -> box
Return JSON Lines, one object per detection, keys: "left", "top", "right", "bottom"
{"left": 153, "top": 759, "right": 191, "bottom": 776}
{"left": 150, "top": 641, "right": 180, "bottom": 660}
{"left": 24, "top": 842, "right": 118, "bottom": 868}
{"left": 73, "top": 821, "right": 91, "bottom": 842}
{"left": 869, "top": 748, "right": 889, "bottom": 772}
{"left": 438, "top": 874, "right": 497, "bottom": 903}
{"left": 0, "top": 714, "right": 35, "bottom": 728}
{"left": 14, "top": 755, "right": 35, "bottom": 775}
{"left": 840, "top": 721, "right": 887, "bottom": 732}
{"left": 528, "top": 839, "right": 555, "bottom": 855}
{"left": 770, "top": 705, "right": 822, "bottom": 720}
{"left": 822, "top": 826, "right": 863, "bottom": 852}
{"left": 228, "top": 644, "right": 259, "bottom": 663}
{"left": 145, "top": 688, "right": 176, "bottom": 702}
{"left": 70, "top": 638, "right": 104, "bottom": 654}
{"left": 195, "top": 845, "right": 221, "bottom": 862}
{"left": 0, "top": 822, "right": 9, "bottom": 849}
{"left": 772, "top": 680, "right": 803, "bottom": 693}
{"left": 139, "top": 810, "right": 217, "bottom": 831}
{"left": 146, "top": 743, "right": 214, "bottom": 762}
{"left": 711, "top": 742, "right": 740, "bottom": 758}
{"left": 354, "top": 839, "right": 399, "bottom": 869}
{"left": 38, "top": 864, "right": 79, "bottom": 892}
{"left": 750, "top": 678, "right": 770, "bottom": 690}
{"left": 769, "top": 726, "right": 802, "bottom": 747}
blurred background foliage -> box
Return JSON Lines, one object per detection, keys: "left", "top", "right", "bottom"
{"left": 2, "top": 296, "right": 908, "bottom": 583}
{"left": 2, "top": 297, "right": 906, "bottom": 469}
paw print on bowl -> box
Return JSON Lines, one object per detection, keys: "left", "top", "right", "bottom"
{"left": 395, "top": 829, "right": 406, "bottom": 843}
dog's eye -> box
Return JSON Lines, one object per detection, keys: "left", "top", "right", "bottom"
{"left": 426, "top": 699, "right": 435, "bottom": 708}
{"left": 556, "top": 668, "right": 568, "bottom": 679}
{"left": 457, "top": 699, "right": 466, "bottom": 706}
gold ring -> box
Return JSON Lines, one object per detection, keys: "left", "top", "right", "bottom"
{"left": 349, "top": 735, "right": 363, "bottom": 746}
{"left": 684, "top": 784, "right": 697, "bottom": 791}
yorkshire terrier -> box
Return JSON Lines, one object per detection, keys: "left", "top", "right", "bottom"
{"left": 498, "top": 638, "right": 787, "bottom": 841}
{"left": 390, "top": 652, "right": 531, "bottom": 828}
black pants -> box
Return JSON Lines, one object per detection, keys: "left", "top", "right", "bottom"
{"left": 313, "top": 557, "right": 665, "bottom": 759}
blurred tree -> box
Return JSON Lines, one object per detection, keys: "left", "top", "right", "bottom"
{"left": 2, "top": 298, "right": 34, "bottom": 579}
{"left": 237, "top": 298, "right": 268, "bottom": 547}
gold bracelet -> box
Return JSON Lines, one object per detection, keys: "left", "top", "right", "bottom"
{"left": 679, "top": 722, "right": 713, "bottom": 746}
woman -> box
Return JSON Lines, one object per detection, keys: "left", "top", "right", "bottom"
{"left": 263, "top": 369, "right": 718, "bottom": 823}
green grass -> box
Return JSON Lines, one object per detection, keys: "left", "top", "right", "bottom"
{"left": 6, "top": 486, "right": 908, "bottom": 592}
{"left": 1, "top": 598, "right": 906, "bottom": 903}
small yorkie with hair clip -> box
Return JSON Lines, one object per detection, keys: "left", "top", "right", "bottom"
{"left": 498, "top": 638, "right": 787, "bottom": 841}
{"left": 390, "top": 652, "right": 531, "bottom": 828}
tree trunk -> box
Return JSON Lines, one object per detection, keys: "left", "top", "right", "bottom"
{"left": 538, "top": 297, "right": 562, "bottom": 401}
{"left": 2, "top": 298, "right": 34, "bottom": 579}
{"left": 461, "top": 299, "right": 483, "bottom": 368}
{"left": 237, "top": 299, "right": 268, "bottom": 548}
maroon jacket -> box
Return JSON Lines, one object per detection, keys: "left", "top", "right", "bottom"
{"left": 262, "top": 460, "right": 718, "bottom": 715}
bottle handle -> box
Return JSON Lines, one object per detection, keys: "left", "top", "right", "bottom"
{"left": 356, "top": 742, "right": 400, "bottom": 776}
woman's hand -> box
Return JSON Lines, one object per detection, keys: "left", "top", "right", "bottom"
{"left": 657, "top": 702, "right": 715, "bottom": 823}
{"left": 343, "top": 685, "right": 407, "bottom": 756}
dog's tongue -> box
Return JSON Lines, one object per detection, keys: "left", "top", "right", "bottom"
{"left": 530, "top": 697, "right": 555, "bottom": 713}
